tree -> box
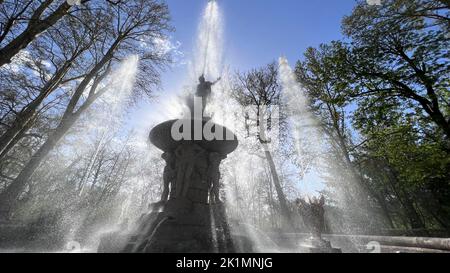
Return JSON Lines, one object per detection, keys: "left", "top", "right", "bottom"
{"left": 341, "top": 0, "right": 450, "bottom": 138}
{"left": 0, "top": 0, "right": 173, "bottom": 218}
{"left": 296, "top": 43, "right": 396, "bottom": 229}
{"left": 340, "top": 0, "right": 450, "bottom": 229}
{"left": 0, "top": 4, "right": 105, "bottom": 161}
{"left": 0, "top": 0, "right": 78, "bottom": 67}
{"left": 293, "top": 0, "right": 450, "bottom": 230}
{"left": 232, "top": 62, "right": 294, "bottom": 229}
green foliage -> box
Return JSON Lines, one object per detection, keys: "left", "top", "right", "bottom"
{"left": 296, "top": 0, "right": 450, "bottom": 230}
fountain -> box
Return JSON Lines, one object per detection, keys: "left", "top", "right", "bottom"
{"left": 96, "top": 0, "right": 242, "bottom": 253}
{"left": 97, "top": 0, "right": 332, "bottom": 254}
{"left": 95, "top": 0, "right": 383, "bottom": 254}
{"left": 1, "top": 0, "right": 450, "bottom": 255}
{"left": 128, "top": 113, "right": 238, "bottom": 252}
{"left": 96, "top": 0, "right": 345, "bottom": 254}
{"left": 98, "top": 77, "right": 240, "bottom": 252}
{"left": 295, "top": 196, "right": 341, "bottom": 253}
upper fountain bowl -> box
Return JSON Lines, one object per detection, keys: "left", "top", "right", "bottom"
{"left": 149, "top": 118, "right": 238, "bottom": 155}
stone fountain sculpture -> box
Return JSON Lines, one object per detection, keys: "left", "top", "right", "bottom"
{"left": 295, "top": 196, "right": 341, "bottom": 253}
{"left": 196, "top": 74, "right": 221, "bottom": 115}
{"left": 98, "top": 77, "right": 238, "bottom": 253}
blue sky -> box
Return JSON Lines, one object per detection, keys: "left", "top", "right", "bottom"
{"left": 162, "top": 0, "right": 356, "bottom": 80}
{"left": 129, "top": 0, "right": 358, "bottom": 127}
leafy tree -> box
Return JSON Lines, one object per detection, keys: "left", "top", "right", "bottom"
{"left": 342, "top": 0, "right": 449, "bottom": 138}
{"left": 296, "top": 43, "right": 395, "bottom": 229}
{"left": 295, "top": 0, "right": 450, "bottom": 230}
{"left": 342, "top": 0, "right": 450, "bottom": 229}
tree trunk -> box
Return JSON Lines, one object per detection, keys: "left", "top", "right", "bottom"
{"left": 0, "top": 1, "right": 71, "bottom": 67}
{"left": 90, "top": 152, "right": 106, "bottom": 192}
{"left": 77, "top": 132, "right": 107, "bottom": 196}
{"left": 377, "top": 194, "right": 395, "bottom": 229}
{"left": 428, "top": 108, "right": 450, "bottom": 139}
{"left": 262, "top": 143, "right": 293, "bottom": 230}
{"left": 0, "top": 116, "right": 75, "bottom": 219}
{"left": 0, "top": 50, "right": 115, "bottom": 219}
{"left": 402, "top": 195, "right": 426, "bottom": 230}
{"left": 327, "top": 117, "right": 395, "bottom": 229}
{"left": 265, "top": 167, "right": 276, "bottom": 228}
{"left": 411, "top": 92, "right": 450, "bottom": 139}
{"left": 257, "top": 113, "right": 294, "bottom": 230}
{"left": 0, "top": 62, "right": 71, "bottom": 160}
{"left": 382, "top": 163, "right": 426, "bottom": 230}
{"left": 437, "top": 0, "right": 450, "bottom": 9}
{"left": 0, "top": 114, "right": 38, "bottom": 160}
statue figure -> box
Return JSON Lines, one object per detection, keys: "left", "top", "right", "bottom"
{"left": 296, "top": 196, "right": 326, "bottom": 242}
{"left": 196, "top": 74, "right": 221, "bottom": 114}
{"left": 295, "top": 195, "right": 341, "bottom": 252}
{"left": 174, "top": 144, "right": 206, "bottom": 198}
{"left": 161, "top": 152, "right": 176, "bottom": 202}
{"left": 207, "top": 152, "right": 226, "bottom": 204}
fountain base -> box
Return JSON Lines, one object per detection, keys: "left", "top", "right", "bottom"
{"left": 98, "top": 118, "right": 239, "bottom": 253}
{"left": 299, "top": 237, "right": 342, "bottom": 253}
{"left": 126, "top": 199, "right": 218, "bottom": 253}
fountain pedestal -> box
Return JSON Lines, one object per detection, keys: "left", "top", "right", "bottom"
{"left": 122, "top": 118, "right": 238, "bottom": 253}
{"left": 301, "top": 237, "right": 342, "bottom": 253}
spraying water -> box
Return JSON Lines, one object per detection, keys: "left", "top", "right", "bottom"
{"left": 278, "top": 57, "right": 377, "bottom": 237}
{"left": 62, "top": 56, "right": 139, "bottom": 252}
{"left": 192, "top": 0, "right": 223, "bottom": 81}
{"left": 115, "top": 0, "right": 370, "bottom": 252}
{"left": 188, "top": 1, "right": 285, "bottom": 252}
{"left": 278, "top": 57, "right": 325, "bottom": 196}
{"left": 142, "top": 1, "right": 224, "bottom": 125}
{"left": 85, "top": 0, "right": 368, "bottom": 253}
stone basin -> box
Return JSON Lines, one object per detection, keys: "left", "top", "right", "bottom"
{"left": 149, "top": 118, "right": 238, "bottom": 155}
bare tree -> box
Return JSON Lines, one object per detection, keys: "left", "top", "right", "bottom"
{"left": 0, "top": 6, "right": 105, "bottom": 161}
{"left": 232, "top": 62, "right": 294, "bottom": 229}
{"left": 0, "top": 0, "right": 172, "bottom": 218}
{"left": 0, "top": 0, "right": 78, "bottom": 67}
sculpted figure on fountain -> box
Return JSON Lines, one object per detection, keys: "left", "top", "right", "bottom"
{"left": 196, "top": 74, "right": 221, "bottom": 114}
{"left": 161, "top": 152, "right": 176, "bottom": 202}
